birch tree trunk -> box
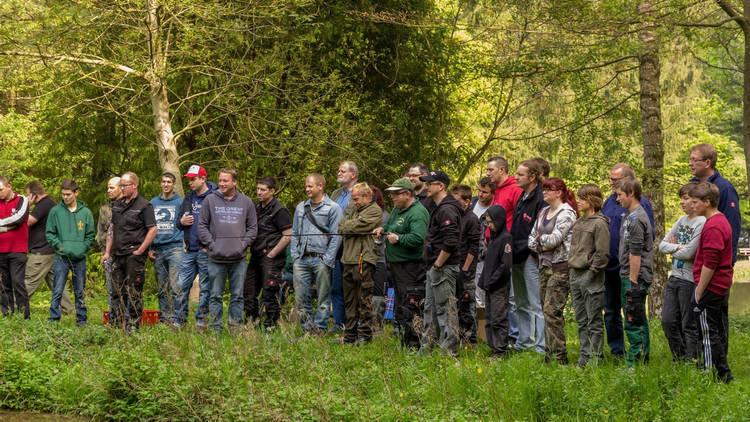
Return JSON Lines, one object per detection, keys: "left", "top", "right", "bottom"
{"left": 146, "top": 0, "right": 184, "bottom": 196}
{"left": 638, "top": 1, "right": 666, "bottom": 316}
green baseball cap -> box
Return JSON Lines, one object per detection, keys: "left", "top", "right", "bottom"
{"left": 385, "top": 177, "right": 415, "bottom": 192}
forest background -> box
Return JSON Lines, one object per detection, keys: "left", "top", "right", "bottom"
{"left": 2, "top": 0, "right": 750, "bottom": 309}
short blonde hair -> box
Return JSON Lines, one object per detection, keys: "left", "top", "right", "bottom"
{"left": 352, "top": 182, "right": 373, "bottom": 198}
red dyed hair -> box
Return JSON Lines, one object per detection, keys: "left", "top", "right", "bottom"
{"left": 542, "top": 177, "right": 578, "bottom": 213}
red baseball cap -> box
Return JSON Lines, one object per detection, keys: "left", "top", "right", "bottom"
{"left": 184, "top": 164, "right": 207, "bottom": 178}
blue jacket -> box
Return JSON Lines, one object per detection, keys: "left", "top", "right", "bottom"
{"left": 691, "top": 170, "right": 741, "bottom": 261}
{"left": 290, "top": 195, "right": 342, "bottom": 268}
{"left": 150, "top": 193, "right": 184, "bottom": 248}
{"left": 602, "top": 193, "right": 655, "bottom": 272}
{"left": 176, "top": 182, "right": 217, "bottom": 252}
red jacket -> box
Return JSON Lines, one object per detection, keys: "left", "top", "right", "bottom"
{"left": 0, "top": 192, "right": 29, "bottom": 253}
{"left": 491, "top": 176, "right": 522, "bottom": 231}
{"left": 693, "top": 213, "right": 733, "bottom": 296}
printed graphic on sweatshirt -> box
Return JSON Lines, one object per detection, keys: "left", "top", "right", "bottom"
{"left": 214, "top": 206, "right": 244, "bottom": 224}
{"left": 675, "top": 223, "right": 697, "bottom": 269}
{"left": 155, "top": 204, "right": 178, "bottom": 235}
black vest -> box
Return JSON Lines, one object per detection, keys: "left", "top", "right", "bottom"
{"left": 254, "top": 198, "right": 285, "bottom": 253}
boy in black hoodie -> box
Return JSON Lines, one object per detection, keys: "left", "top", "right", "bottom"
{"left": 479, "top": 205, "right": 513, "bottom": 357}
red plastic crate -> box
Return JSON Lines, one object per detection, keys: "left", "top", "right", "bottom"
{"left": 103, "top": 310, "right": 161, "bottom": 326}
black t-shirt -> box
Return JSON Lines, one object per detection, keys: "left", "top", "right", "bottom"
{"left": 111, "top": 195, "right": 157, "bottom": 255}
{"left": 29, "top": 196, "right": 56, "bottom": 254}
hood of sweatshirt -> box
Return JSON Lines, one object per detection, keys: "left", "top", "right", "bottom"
{"left": 486, "top": 205, "right": 507, "bottom": 238}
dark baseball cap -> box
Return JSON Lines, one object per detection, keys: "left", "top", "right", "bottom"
{"left": 419, "top": 170, "right": 451, "bottom": 186}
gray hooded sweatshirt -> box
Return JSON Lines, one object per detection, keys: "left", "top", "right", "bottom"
{"left": 198, "top": 189, "right": 257, "bottom": 263}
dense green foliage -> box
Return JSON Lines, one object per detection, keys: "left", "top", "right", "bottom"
{"left": 1, "top": 293, "right": 748, "bottom": 420}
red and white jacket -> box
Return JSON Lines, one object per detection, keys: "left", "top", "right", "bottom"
{"left": 0, "top": 192, "right": 29, "bottom": 253}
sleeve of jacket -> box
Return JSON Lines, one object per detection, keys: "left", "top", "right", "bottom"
{"left": 590, "top": 219, "right": 610, "bottom": 272}
{"left": 175, "top": 197, "right": 191, "bottom": 231}
{"left": 243, "top": 198, "right": 258, "bottom": 251}
{"left": 0, "top": 195, "right": 28, "bottom": 228}
{"left": 96, "top": 207, "right": 108, "bottom": 248}
{"left": 672, "top": 219, "right": 704, "bottom": 261}
{"left": 398, "top": 209, "right": 428, "bottom": 248}
{"left": 323, "top": 204, "right": 343, "bottom": 268}
{"left": 718, "top": 183, "right": 741, "bottom": 257}
{"left": 700, "top": 226, "right": 725, "bottom": 270}
{"left": 290, "top": 204, "right": 301, "bottom": 261}
{"left": 45, "top": 207, "right": 62, "bottom": 250}
{"left": 339, "top": 204, "right": 382, "bottom": 233}
{"left": 83, "top": 209, "right": 96, "bottom": 253}
{"left": 658, "top": 221, "right": 680, "bottom": 254}
{"left": 642, "top": 197, "right": 656, "bottom": 240}
{"left": 437, "top": 206, "right": 461, "bottom": 254}
{"left": 488, "top": 237, "right": 513, "bottom": 289}
{"left": 197, "top": 195, "right": 214, "bottom": 248}
{"left": 466, "top": 216, "right": 481, "bottom": 259}
{"left": 540, "top": 209, "right": 576, "bottom": 251}
{"left": 528, "top": 216, "right": 540, "bottom": 252}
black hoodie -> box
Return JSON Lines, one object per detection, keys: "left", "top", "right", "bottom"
{"left": 479, "top": 205, "right": 513, "bottom": 292}
{"left": 511, "top": 184, "right": 545, "bottom": 265}
{"left": 424, "top": 194, "right": 463, "bottom": 266}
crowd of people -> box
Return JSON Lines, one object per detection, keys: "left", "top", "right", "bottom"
{"left": 0, "top": 143, "right": 741, "bottom": 383}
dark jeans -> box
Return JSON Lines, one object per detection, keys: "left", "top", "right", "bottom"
{"left": 692, "top": 290, "right": 732, "bottom": 381}
{"left": 456, "top": 270, "right": 477, "bottom": 343}
{"left": 604, "top": 269, "right": 625, "bottom": 356}
{"left": 244, "top": 253, "right": 285, "bottom": 328}
{"left": 389, "top": 261, "right": 426, "bottom": 349}
{"left": 661, "top": 276, "right": 698, "bottom": 361}
{"left": 0, "top": 253, "right": 30, "bottom": 319}
{"left": 50, "top": 256, "right": 87, "bottom": 323}
{"left": 342, "top": 262, "right": 375, "bottom": 343}
{"left": 485, "top": 283, "right": 511, "bottom": 356}
{"left": 331, "top": 260, "right": 346, "bottom": 328}
{"left": 110, "top": 253, "right": 147, "bottom": 330}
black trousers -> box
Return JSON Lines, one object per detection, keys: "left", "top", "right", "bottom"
{"left": 692, "top": 290, "right": 732, "bottom": 381}
{"left": 0, "top": 253, "right": 30, "bottom": 319}
{"left": 485, "top": 283, "right": 510, "bottom": 355}
{"left": 661, "top": 276, "right": 699, "bottom": 361}
{"left": 389, "top": 261, "right": 426, "bottom": 349}
{"left": 244, "top": 253, "right": 285, "bottom": 327}
{"left": 110, "top": 253, "right": 147, "bottom": 330}
{"left": 456, "top": 269, "right": 477, "bottom": 343}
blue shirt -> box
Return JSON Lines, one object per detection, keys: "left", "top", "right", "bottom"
{"left": 691, "top": 170, "right": 742, "bottom": 262}
{"left": 150, "top": 193, "right": 184, "bottom": 247}
{"left": 602, "top": 194, "right": 655, "bottom": 272}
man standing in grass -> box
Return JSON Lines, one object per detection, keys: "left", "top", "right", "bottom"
{"left": 0, "top": 175, "right": 31, "bottom": 319}
{"left": 97, "top": 177, "right": 122, "bottom": 309}
{"left": 689, "top": 182, "right": 734, "bottom": 383}
{"left": 615, "top": 178, "right": 653, "bottom": 366}
{"left": 451, "top": 184, "right": 481, "bottom": 344}
{"left": 199, "top": 168, "right": 257, "bottom": 333}
{"left": 103, "top": 171, "right": 157, "bottom": 332}
{"left": 45, "top": 179, "right": 95, "bottom": 325}
{"left": 150, "top": 172, "right": 184, "bottom": 324}
{"left": 375, "top": 177, "right": 429, "bottom": 350}
{"left": 419, "top": 170, "right": 463, "bottom": 356}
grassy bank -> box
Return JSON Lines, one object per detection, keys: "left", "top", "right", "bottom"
{"left": 1, "top": 295, "right": 749, "bottom": 421}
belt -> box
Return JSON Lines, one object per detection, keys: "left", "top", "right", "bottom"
{"left": 302, "top": 252, "right": 324, "bottom": 258}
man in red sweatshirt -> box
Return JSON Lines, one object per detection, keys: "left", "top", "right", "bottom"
{"left": 486, "top": 156, "right": 522, "bottom": 231}
{"left": 689, "top": 182, "right": 733, "bottom": 383}
{"left": 0, "top": 176, "right": 31, "bottom": 319}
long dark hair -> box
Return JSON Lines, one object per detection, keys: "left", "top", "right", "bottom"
{"left": 542, "top": 177, "right": 577, "bottom": 213}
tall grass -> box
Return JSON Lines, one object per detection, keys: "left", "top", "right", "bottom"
{"left": 1, "top": 294, "right": 748, "bottom": 421}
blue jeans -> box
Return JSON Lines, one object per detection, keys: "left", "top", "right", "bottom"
{"left": 293, "top": 256, "right": 331, "bottom": 331}
{"left": 50, "top": 256, "right": 87, "bottom": 323}
{"left": 154, "top": 245, "right": 184, "bottom": 323}
{"left": 331, "top": 260, "right": 346, "bottom": 328}
{"left": 511, "top": 256, "right": 545, "bottom": 353}
{"left": 174, "top": 250, "right": 210, "bottom": 325}
{"left": 208, "top": 260, "right": 246, "bottom": 332}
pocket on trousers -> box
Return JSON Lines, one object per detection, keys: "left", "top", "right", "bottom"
{"left": 584, "top": 271, "right": 605, "bottom": 295}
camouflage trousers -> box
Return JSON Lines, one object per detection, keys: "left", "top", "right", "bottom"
{"left": 342, "top": 262, "right": 375, "bottom": 343}
{"left": 421, "top": 265, "right": 460, "bottom": 356}
{"left": 539, "top": 265, "right": 570, "bottom": 364}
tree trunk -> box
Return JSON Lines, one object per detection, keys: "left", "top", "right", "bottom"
{"left": 146, "top": 0, "right": 183, "bottom": 196}
{"left": 638, "top": 1, "right": 666, "bottom": 316}
{"left": 744, "top": 0, "right": 750, "bottom": 196}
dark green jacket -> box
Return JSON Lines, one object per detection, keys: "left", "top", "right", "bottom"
{"left": 339, "top": 201, "right": 382, "bottom": 265}
{"left": 382, "top": 199, "right": 429, "bottom": 263}
{"left": 46, "top": 200, "right": 96, "bottom": 260}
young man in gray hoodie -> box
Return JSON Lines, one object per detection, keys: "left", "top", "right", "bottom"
{"left": 198, "top": 168, "right": 257, "bottom": 333}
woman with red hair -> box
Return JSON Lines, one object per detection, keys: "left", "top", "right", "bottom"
{"left": 528, "top": 177, "right": 577, "bottom": 364}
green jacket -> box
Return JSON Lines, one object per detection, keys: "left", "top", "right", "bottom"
{"left": 382, "top": 199, "right": 429, "bottom": 263}
{"left": 339, "top": 201, "right": 382, "bottom": 265}
{"left": 45, "top": 200, "right": 96, "bottom": 260}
